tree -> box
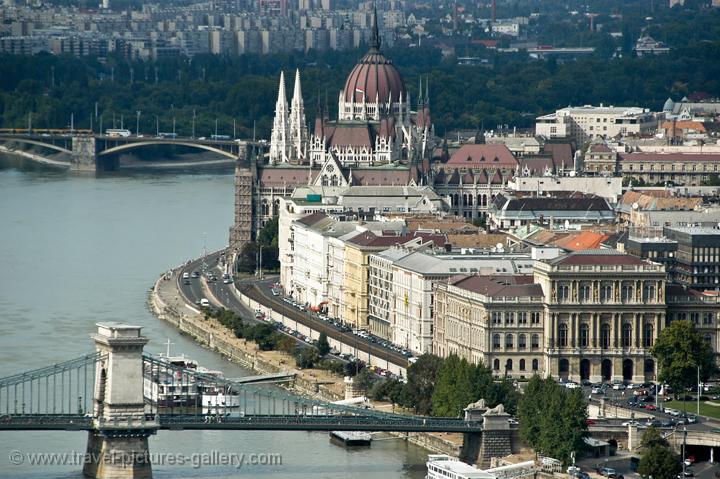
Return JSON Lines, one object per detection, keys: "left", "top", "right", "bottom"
{"left": 403, "top": 354, "right": 443, "bottom": 415}
{"left": 431, "top": 355, "right": 475, "bottom": 417}
{"left": 352, "top": 369, "right": 375, "bottom": 396}
{"left": 316, "top": 331, "right": 330, "bottom": 356}
{"left": 295, "top": 347, "right": 320, "bottom": 369}
{"left": 651, "top": 320, "right": 717, "bottom": 397}
{"left": 236, "top": 241, "right": 259, "bottom": 274}
{"left": 637, "top": 427, "right": 681, "bottom": 479}
{"left": 517, "top": 376, "right": 588, "bottom": 466}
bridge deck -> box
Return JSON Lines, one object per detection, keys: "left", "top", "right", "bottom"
{"left": 0, "top": 414, "right": 481, "bottom": 433}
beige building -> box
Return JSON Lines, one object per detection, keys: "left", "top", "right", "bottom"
{"left": 433, "top": 250, "right": 668, "bottom": 383}
{"left": 536, "top": 105, "right": 659, "bottom": 145}
{"left": 433, "top": 275, "right": 545, "bottom": 377}
{"left": 619, "top": 152, "right": 720, "bottom": 186}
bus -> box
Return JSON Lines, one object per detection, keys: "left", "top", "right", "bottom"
{"left": 158, "top": 132, "right": 178, "bottom": 139}
{"left": 105, "top": 129, "right": 131, "bottom": 137}
{"left": 210, "top": 134, "right": 230, "bottom": 140}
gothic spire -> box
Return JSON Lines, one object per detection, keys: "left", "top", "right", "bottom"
{"left": 370, "top": 3, "right": 381, "bottom": 52}
{"left": 289, "top": 68, "right": 308, "bottom": 163}
{"left": 417, "top": 76, "right": 424, "bottom": 107}
{"left": 269, "top": 71, "right": 290, "bottom": 163}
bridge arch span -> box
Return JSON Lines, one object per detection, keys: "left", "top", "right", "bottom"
{"left": 0, "top": 137, "right": 72, "bottom": 155}
{"left": 98, "top": 140, "right": 240, "bottom": 160}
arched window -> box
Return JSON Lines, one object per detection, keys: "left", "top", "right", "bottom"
{"left": 622, "top": 323, "right": 632, "bottom": 347}
{"left": 705, "top": 334, "right": 713, "bottom": 345}
{"left": 531, "top": 334, "right": 540, "bottom": 349}
{"left": 643, "top": 323, "right": 654, "bottom": 347}
{"left": 519, "top": 359, "right": 526, "bottom": 371}
{"left": 505, "top": 334, "right": 514, "bottom": 349}
{"left": 558, "top": 324, "right": 568, "bottom": 347}
{"left": 580, "top": 324, "right": 589, "bottom": 347}
{"left": 600, "top": 323, "right": 611, "bottom": 349}
{"left": 493, "top": 359, "right": 500, "bottom": 370}
{"left": 261, "top": 200, "right": 269, "bottom": 216}
{"left": 463, "top": 194, "right": 468, "bottom": 206}
{"left": 272, "top": 198, "right": 280, "bottom": 216}
{"left": 518, "top": 334, "right": 527, "bottom": 349}
{"left": 506, "top": 359, "right": 513, "bottom": 371}
{"left": 492, "top": 334, "right": 501, "bottom": 349}
{"left": 468, "top": 194, "right": 473, "bottom": 206}
{"left": 580, "top": 283, "right": 592, "bottom": 302}
{"left": 532, "top": 359, "right": 539, "bottom": 371}
{"left": 622, "top": 283, "right": 634, "bottom": 302}
{"left": 643, "top": 284, "right": 656, "bottom": 302}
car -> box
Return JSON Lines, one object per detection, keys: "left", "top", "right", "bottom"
{"left": 565, "top": 382, "right": 580, "bottom": 389}
{"left": 622, "top": 420, "right": 640, "bottom": 426}
{"left": 642, "top": 395, "right": 655, "bottom": 403}
{"left": 660, "top": 419, "right": 676, "bottom": 427}
{"left": 685, "top": 415, "right": 698, "bottom": 424}
{"left": 199, "top": 298, "right": 209, "bottom": 307}
{"left": 182, "top": 272, "right": 190, "bottom": 279}
{"left": 665, "top": 408, "right": 680, "bottom": 416}
{"left": 613, "top": 383, "right": 626, "bottom": 390}
{"left": 684, "top": 455, "right": 696, "bottom": 466}
{"left": 643, "top": 419, "right": 661, "bottom": 427}
{"left": 598, "top": 467, "right": 617, "bottom": 478}
{"left": 191, "top": 271, "right": 200, "bottom": 278}
{"left": 644, "top": 404, "right": 657, "bottom": 411}
{"left": 271, "top": 289, "right": 280, "bottom": 296}
{"left": 183, "top": 279, "right": 190, "bottom": 286}
{"left": 585, "top": 419, "right": 596, "bottom": 425}
{"left": 592, "top": 387, "right": 605, "bottom": 394}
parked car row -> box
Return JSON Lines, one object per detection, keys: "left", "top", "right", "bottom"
{"left": 274, "top": 291, "right": 417, "bottom": 361}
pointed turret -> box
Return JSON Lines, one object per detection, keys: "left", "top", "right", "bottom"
{"left": 370, "top": 3, "right": 381, "bottom": 52}
{"left": 269, "top": 71, "right": 290, "bottom": 164}
{"left": 417, "top": 76, "right": 424, "bottom": 108}
{"left": 314, "top": 91, "right": 324, "bottom": 140}
{"left": 289, "top": 68, "right": 308, "bottom": 163}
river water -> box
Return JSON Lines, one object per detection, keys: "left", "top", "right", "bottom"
{"left": 0, "top": 158, "right": 429, "bottom": 478}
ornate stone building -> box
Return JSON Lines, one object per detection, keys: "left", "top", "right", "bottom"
{"left": 433, "top": 250, "right": 668, "bottom": 383}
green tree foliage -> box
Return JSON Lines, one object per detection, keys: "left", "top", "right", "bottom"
{"left": 637, "top": 427, "right": 681, "bottom": 479}
{"left": 295, "top": 347, "right": 320, "bottom": 369}
{"left": 236, "top": 241, "right": 259, "bottom": 274}
{"left": 432, "top": 355, "right": 476, "bottom": 417}
{"left": 651, "top": 320, "right": 717, "bottom": 396}
{"left": 431, "top": 354, "right": 519, "bottom": 417}
{"left": 517, "top": 376, "right": 588, "bottom": 466}
{"left": 256, "top": 217, "right": 280, "bottom": 270}
{"left": 316, "top": 331, "right": 330, "bottom": 356}
{"left": 353, "top": 369, "right": 376, "bottom": 396}
{"left": 404, "top": 354, "right": 444, "bottom": 415}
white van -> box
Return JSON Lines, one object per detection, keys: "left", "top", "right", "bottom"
{"left": 200, "top": 298, "right": 210, "bottom": 307}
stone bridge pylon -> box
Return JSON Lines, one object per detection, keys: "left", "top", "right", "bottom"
{"left": 83, "top": 323, "right": 157, "bottom": 479}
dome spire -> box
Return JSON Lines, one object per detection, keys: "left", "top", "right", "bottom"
{"left": 370, "top": 3, "right": 381, "bottom": 52}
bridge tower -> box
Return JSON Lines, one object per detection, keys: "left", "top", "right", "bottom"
{"left": 83, "top": 323, "right": 157, "bottom": 479}
{"left": 72, "top": 135, "right": 98, "bottom": 172}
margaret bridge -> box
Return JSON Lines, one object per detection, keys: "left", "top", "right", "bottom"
{"left": 0, "top": 130, "right": 262, "bottom": 171}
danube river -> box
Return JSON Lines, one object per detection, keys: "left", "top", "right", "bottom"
{"left": 0, "top": 158, "right": 429, "bottom": 478}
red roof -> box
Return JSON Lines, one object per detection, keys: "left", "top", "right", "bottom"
{"left": 343, "top": 51, "right": 406, "bottom": 104}
{"left": 550, "top": 250, "right": 647, "bottom": 266}
{"left": 447, "top": 144, "right": 517, "bottom": 168}
{"left": 450, "top": 275, "right": 543, "bottom": 297}
{"left": 553, "top": 232, "right": 610, "bottom": 252}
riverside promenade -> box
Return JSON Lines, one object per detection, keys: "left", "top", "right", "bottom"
{"left": 147, "top": 264, "right": 464, "bottom": 457}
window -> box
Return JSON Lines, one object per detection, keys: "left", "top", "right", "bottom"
{"left": 580, "top": 283, "right": 592, "bottom": 302}
{"left": 492, "top": 312, "right": 501, "bottom": 325}
{"left": 558, "top": 284, "right": 570, "bottom": 301}
{"left": 705, "top": 334, "right": 713, "bottom": 345}
{"left": 518, "top": 334, "right": 527, "bottom": 349}
{"left": 601, "top": 283, "right": 613, "bottom": 302}
{"left": 600, "top": 323, "right": 611, "bottom": 349}
{"left": 622, "top": 283, "right": 634, "bottom": 302}
{"left": 506, "top": 312, "right": 515, "bottom": 324}
{"left": 558, "top": 324, "right": 568, "bottom": 347}
{"left": 531, "top": 312, "right": 541, "bottom": 324}
{"left": 643, "top": 284, "right": 656, "bottom": 302}
{"left": 518, "top": 312, "right": 527, "bottom": 324}
{"left": 580, "top": 324, "right": 589, "bottom": 347}
{"left": 519, "top": 359, "right": 526, "bottom": 371}
{"left": 493, "top": 359, "right": 500, "bottom": 370}
{"left": 704, "top": 313, "right": 714, "bottom": 325}
{"left": 643, "top": 323, "right": 654, "bottom": 347}
{"left": 505, "top": 334, "right": 514, "bottom": 349}
{"left": 691, "top": 313, "right": 700, "bottom": 325}
{"left": 505, "top": 359, "right": 513, "bottom": 371}
{"left": 531, "top": 334, "right": 540, "bottom": 349}
{"left": 622, "top": 323, "right": 632, "bottom": 347}
{"left": 532, "top": 359, "right": 539, "bottom": 371}
{"left": 493, "top": 334, "right": 501, "bottom": 349}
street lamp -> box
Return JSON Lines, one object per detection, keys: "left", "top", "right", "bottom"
{"left": 192, "top": 109, "right": 196, "bottom": 139}
{"left": 136, "top": 110, "right": 141, "bottom": 136}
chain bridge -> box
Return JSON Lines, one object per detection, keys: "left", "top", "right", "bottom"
{"left": 0, "top": 323, "right": 484, "bottom": 478}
